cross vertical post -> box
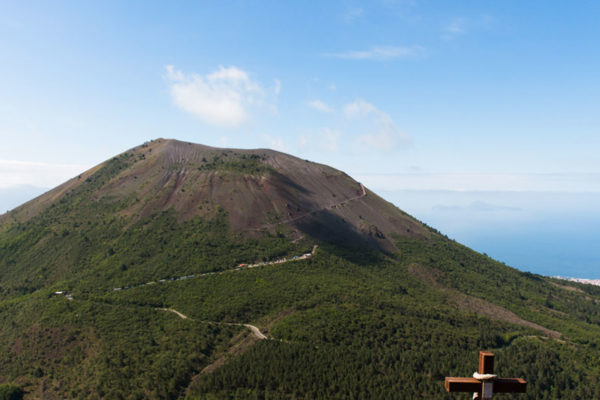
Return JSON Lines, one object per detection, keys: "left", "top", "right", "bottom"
{"left": 479, "top": 351, "right": 494, "bottom": 374}
{"left": 445, "top": 351, "right": 526, "bottom": 399}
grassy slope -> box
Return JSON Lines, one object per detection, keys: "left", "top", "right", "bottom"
{"left": 2, "top": 219, "right": 599, "bottom": 399}
{"left": 0, "top": 140, "right": 599, "bottom": 399}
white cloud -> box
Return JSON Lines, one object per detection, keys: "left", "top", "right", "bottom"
{"left": 328, "top": 45, "right": 425, "bottom": 60}
{"left": 307, "top": 100, "right": 334, "bottom": 113}
{"left": 0, "top": 159, "right": 89, "bottom": 189}
{"left": 343, "top": 99, "right": 411, "bottom": 150}
{"left": 343, "top": 99, "right": 377, "bottom": 116}
{"left": 165, "top": 65, "right": 269, "bottom": 127}
{"left": 442, "top": 18, "right": 466, "bottom": 40}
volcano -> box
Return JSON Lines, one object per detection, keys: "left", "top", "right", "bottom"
{"left": 0, "top": 139, "right": 599, "bottom": 399}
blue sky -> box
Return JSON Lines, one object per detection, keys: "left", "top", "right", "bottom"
{"left": 1, "top": 1, "right": 599, "bottom": 276}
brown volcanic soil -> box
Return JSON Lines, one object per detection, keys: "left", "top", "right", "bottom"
{"left": 1, "top": 139, "right": 429, "bottom": 250}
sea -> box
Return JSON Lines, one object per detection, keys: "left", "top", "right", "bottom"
{"left": 381, "top": 190, "right": 600, "bottom": 280}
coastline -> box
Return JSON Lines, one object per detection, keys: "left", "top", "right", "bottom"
{"left": 553, "top": 276, "right": 600, "bottom": 287}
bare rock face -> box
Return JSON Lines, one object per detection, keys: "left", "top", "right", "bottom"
{"left": 2, "top": 138, "right": 429, "bottom": 251}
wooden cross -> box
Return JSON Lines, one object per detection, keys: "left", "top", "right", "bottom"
{"left": 445, "top": 351, "right": 526, "bottom": 399}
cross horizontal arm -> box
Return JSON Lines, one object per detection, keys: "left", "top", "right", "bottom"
{"left": 445, "top": 377, "right": 480, "bottom": 392}
{"left": 494, "top": 378, "right": 527, "bottom": 393}
{"left": 445, "top": 377, "right": 527, "bottom": 393}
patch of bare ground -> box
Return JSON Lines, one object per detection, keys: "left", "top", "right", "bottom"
{"left": 551, "top": 281, "right": 584, "bottom": 293}
{"left": 202, "top": 331, "right": 258, "bottom": 375}
{"left": 549, "top": 282, "right": 598, "bottom": 303}
{"left": 451, "top": 293, "right": 561, "bottom": 339}
{"left": 182, "top": 309, "right": 298, "bottom": 395}
{"left": 257, "top": 307, "right": 297, "bottom": 336}
{"left": 407, "top": 263, "right": 561, "bottom": 339}
{"left": 184, "top": 330, "right": 260, "bottom": 397}
{"left": 407, "top": 263, "right": 443, "bottom": 288}
{"left": 536, "top": 304, "right": 569, "bottom": 319}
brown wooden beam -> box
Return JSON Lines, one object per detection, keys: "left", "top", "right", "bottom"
{"left": 479, "top": 351, "right": 494, "bottom": 374}
{"left": 494, "top": 378, "right": 527, "bottom": 393}
{"left": 445, "top": 377, "right": 481, "bottom": 392}
{"left": 445, "top": 377, "right": 527, "bottom": 394}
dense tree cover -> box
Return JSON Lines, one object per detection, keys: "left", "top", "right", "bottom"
{"left": 0, "top": 293, "right": 239, "bottom": 399}
{"left": 0, "top": 197, "right": 307, "bottom": 299}
{"left": 391, "top": 235, "right": 600, "bottom": 346}
{"left": 180, "top": 247, "right": 600, "bottom": 399}
{"left": 2, "top": 222, "right": 600, "bottom": 398}
{"left": 1, "top": 152, "right": 600, "bottom": 398}
{"left": 196, "top": 152, "right": 272, "bottom": 175}
{"left": 0, "top": 384, "right": 23, "bottom": 400}
{"left": 188, "top": 339, "right": 600, "bottom": 399}
{"left": 85, "top": 240, "right": 600, "bottom": 399}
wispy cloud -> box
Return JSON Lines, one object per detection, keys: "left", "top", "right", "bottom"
{"left": 307, "top": 100, "right": 334, "bottom": 113}
{"left": 343, "top": 99, "right": 411, "bottom": 150}
{"left": 343, "top": 99, "right": 377, "bottom": 116}
{"left": 165, "top": 65, "right": 271, "bottom": 127}
{"left": 442, "top": 17, "right": 467, "bottom": 40}
{"left": 327, "top": 45, "right": 425, "bottom": 60}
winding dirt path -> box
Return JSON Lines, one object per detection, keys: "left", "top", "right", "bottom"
{"left": 157, "top": 307, "right": 268, "bottom": 340}
{"left": 254, "top": 182, "right": 367, "bottom": 230}
{"left": 112, "top": 245, "right": 318, "bottom": 292}
{"left": 158, "top": 308, "right": 188, "bottom": 320}
{"left": 243, "top": 324, "right": 267, "bottom": 340}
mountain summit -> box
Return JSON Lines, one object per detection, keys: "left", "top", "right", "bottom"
{"left": 4, "top": 138, "right": 425, "bottom": 249}
{"left": 0, "top": 139, "right": 599, "bottom": 399}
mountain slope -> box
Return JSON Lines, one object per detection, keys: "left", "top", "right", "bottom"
{"left": 0, "top": 139, "right": 599, "bottom": 399}
{"left": 2, "top": 138, "right": 425, "bottom": 240}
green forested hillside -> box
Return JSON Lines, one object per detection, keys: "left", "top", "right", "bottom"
{"left": 1, "top": 140, "right": 599, "bottom": 399}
